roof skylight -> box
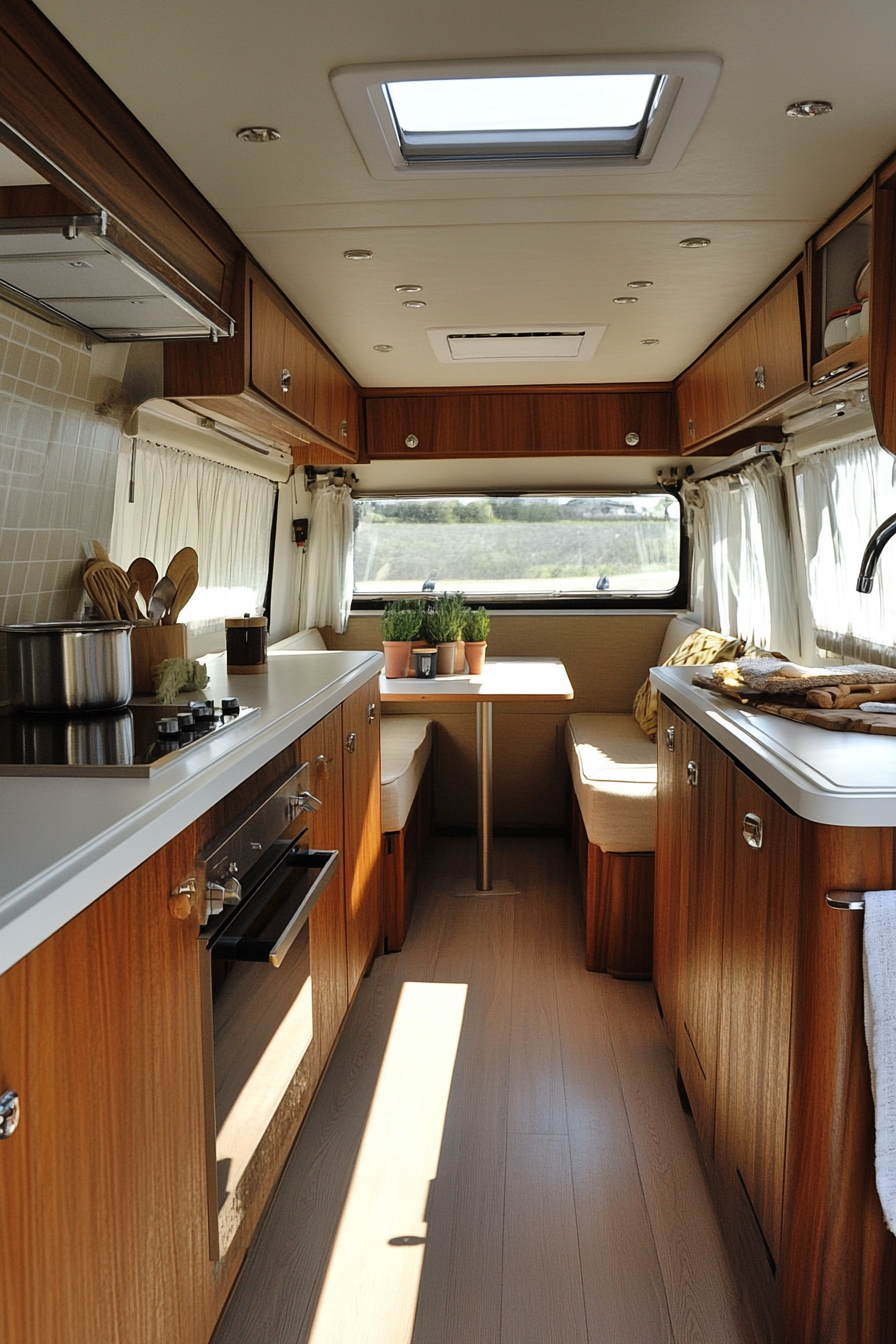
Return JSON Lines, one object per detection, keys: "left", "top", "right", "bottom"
{"left": 331, "top": 55, "right": 722, "bottom": 178}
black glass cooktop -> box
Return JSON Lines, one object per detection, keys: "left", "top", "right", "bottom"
{"left": 0, "top": 700, "right": 259, "bottom": 777}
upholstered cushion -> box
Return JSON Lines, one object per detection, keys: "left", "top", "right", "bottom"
{"left": 565, "top": 714, "right": 657, "bottom": 853}
{"left": 268, "top": 628, "right": 328, "bottom": 652}
{"left": 381, "top": 717, "right": 433, "bottom": 833}
{"left": 633, "top": 625, "right": 742, "bottom": 741}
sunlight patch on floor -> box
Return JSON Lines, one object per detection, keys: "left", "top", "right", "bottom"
{"left": 308, "top": 980, "right": 468, "bottom": 1344}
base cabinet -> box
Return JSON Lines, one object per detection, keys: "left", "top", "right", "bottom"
{"left": 656, "top": 697, "right": 896, "bottom": 1343}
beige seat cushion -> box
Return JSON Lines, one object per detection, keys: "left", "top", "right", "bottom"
{"left": 565, "top": 714, "right": 657, "bottom": 853}
{"left": 381, "top": 717, "right": 433, "bottom": 833}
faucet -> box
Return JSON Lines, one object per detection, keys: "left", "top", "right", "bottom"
{"left": 857, "top": 512, "right": 896, "bottom": 592}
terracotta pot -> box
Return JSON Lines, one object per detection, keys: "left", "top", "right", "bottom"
{"left": 454, "top": 639, "right": 466, "bottom": 672}
{"left": 465, "top": 641, "right": 487, "bottom": 674}
{"left": 436, "top": 642, "right": 457, "bottom": 675}
{"left": 383, "top": 640, "right": 413, "bottom": 678}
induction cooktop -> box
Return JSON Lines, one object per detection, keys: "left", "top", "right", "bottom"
{"left": 0, "top": 699, "right": 259, "bottom": 777}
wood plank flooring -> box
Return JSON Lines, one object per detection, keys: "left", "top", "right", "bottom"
{"left": 212, "top": 838, "right": 757, "bottom": 1344}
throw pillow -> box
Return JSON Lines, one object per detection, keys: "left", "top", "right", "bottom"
{"left": 633, "top": 627, "right": 743, "bottom": 740}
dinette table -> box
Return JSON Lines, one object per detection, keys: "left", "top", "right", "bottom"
{"left": 379, "top": 657, "right": 574, "bottom": 893}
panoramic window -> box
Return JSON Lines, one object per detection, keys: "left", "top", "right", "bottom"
{"left": 352, "top": 492, "right": 683, "bottom": 606}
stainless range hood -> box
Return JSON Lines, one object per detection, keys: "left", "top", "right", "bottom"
{"left": 0, "top": 211, "right": 234, "bottom": 341}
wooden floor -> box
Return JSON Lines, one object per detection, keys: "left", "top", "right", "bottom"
{"left": 213, "top": 837, "right": 757, "bottom": 1344}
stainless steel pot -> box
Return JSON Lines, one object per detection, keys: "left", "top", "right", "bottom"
{"left": 2, "top": 622, "right": 133, "bottom": 711}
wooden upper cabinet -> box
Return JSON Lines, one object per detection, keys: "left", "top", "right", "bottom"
{"left": 364, "top": 385, "right": 676, "bottom": 458}
{"left": 676, "top": 264, "right": 806, "bottom": 452}
{"left": 165, "top": 254, "right": 360, "bottom": 462}
{"left": 807, "top": 186, "right": 872, "bottom": 393}
{"left": 869, "top": 155, "right": 896, "bottom": 455}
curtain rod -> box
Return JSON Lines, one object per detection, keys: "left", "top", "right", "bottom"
{"left": 304, "top": 466, "right": 359, "bottom": 489}
{"left": 686, "top": 443, "right": 780, "bottom": 484}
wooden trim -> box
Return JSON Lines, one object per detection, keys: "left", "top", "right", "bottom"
{"left": 361, "top": 380, "right": 674, "bottom": 398}
{"left": 679, "top": 424, "right": 786, "bottom": 459}
{"left": 810, "top": 334, "right": 869, "bottom": 387}
{"left": 813, "top": 184, "right": 874, "bottom": 252}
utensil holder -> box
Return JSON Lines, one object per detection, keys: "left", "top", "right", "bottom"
{"left": 130, "top": 624, "right": 187, "bottom": 695}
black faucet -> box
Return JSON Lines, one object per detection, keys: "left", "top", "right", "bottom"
{"left": 857, "top": 512, "right": 896, "bottom": 592}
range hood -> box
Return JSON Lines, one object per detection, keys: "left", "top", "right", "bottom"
{"left": 0, "top": 211, "right": 234, "bottom": 341}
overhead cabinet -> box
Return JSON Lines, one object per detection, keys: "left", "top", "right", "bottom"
{"left": 676, "top": 265, "right": 807, "bottom": 452}
{"left": 165, "top": 255, "right": 360, "bottom": 461}
{"left": 364, "top": 386, "right": 676, "bottom": 458}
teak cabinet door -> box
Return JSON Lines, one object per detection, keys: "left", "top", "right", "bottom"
{"left": 342, "top": 677, "right": 383, "bottom": 1001}
{"left": 301, "top": 710, "right": 349, "bottom": 1074}
{"left": 654, "top": 699, "right": 688, "bottom": 1037}
{"left": 716, "top": 769, "right": 799, "bottom": 1266}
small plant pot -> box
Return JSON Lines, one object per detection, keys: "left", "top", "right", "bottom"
{"left": 436, "top": 642, "right": 457, "bottom": 676}
{"left": 383, "top": 640, "right": 413, "bottom": 678}
{"left": 465, "top": 641, "right": 487, "bottom": 674}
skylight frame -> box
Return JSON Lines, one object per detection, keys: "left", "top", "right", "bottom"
{"left": 330, "top": 54, "right": 722, "bottom": 179}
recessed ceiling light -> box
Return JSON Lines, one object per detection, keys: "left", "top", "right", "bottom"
{"left": 786, "top": 100, "right": 833, "bottom": 118}
{"left": 395, "top": 284, "right": 423, "bottom": 293}
{"left": 344, "top": 249, "right": 374, "bottom": 260}
{"left": 627, "top": 280, "right": 653, "bottom": 288}
{"left": 679, "top": 236, "right": 711, "bottom": 248}
{"left": 613, "top": 296, "right": 638, "bottom": 304}
{"left": 373, "top": 344, "right": 393, "bottom": 352}
{"left": 235, "top": 126, "right": 281, "bottom": 143}
{"left": 403, "top": 300, "right": 427, "bottom": 308}
{"left": 641, "top": 338, "right": 660, "bottom": 345}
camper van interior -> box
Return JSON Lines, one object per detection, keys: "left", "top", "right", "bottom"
{"left": 4, "top": 0, "right": 896, "bottom": 1341}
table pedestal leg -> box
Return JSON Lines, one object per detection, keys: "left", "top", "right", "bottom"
{"left": 476, "top": 701, "right": 493, "bottom": 892}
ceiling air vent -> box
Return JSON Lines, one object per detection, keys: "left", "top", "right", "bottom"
{"left": 427, "top": 325, "right": 607, "bottom": 363}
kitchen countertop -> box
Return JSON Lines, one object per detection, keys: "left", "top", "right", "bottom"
{"left": 652, "top": 664, "right": 896, "bottom": 828}
{"left": 0, "top": 646, "right": 382, "bottom": 978}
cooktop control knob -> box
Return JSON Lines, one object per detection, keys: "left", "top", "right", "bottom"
{"left": 221, "top": 697, "right": 240, "bottom": 716}
{"left": 157, "top": 718, "right": 180, "bottom": 737}
{"left": 176, "top": 711, "right": 194, "bottom": 731}
{"left": 192, "top": 704, "right": 214, "bottom": 721}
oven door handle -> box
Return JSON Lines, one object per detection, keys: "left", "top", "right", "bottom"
{"left": 208, "top": 846, "right": 340, "bottom": 967}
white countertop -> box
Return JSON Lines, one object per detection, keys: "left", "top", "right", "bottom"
{"left": 652, "top": 665, "right": 896, "bottom": 828}
{"left": 0, "top": 647, "right": 382, "bottom": 978}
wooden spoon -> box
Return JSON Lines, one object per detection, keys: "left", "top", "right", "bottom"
{"left": 165, "top": 547, "right": 198, "bottom": 591}
{"left": 164, "top": 564, "right": 198, "bottom": 625}
{"left": 127, "top": 558, "right": 158, "bottom": 615}
{"left": 92, "top": 539, "right": 112, "bottom": 563}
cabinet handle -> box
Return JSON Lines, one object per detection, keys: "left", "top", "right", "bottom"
{"left": 280, "top": 368, "right": 291, "bottom": 393}
{"left": 666, "top": 725, "right": 676, "bottom": 752}
{"left": 624, "top": 430, "right": 640, "bottom": 447}
{"left": 366, "top": 702, "right": 376, "bottom": 725}
{"left": 687, "top": 760, "right": 698, "bottom": 787}
{"left": 0, "top": 1090, "right": 20, "bottom": 1139}
{"left": 812, "top": 362, "right": 852, "bottom": 387}
{"left": 404, "top": 434, "right": 419, "bottom": 449}
{"left": 743, "top": 813, "right": 764, "bottom": 849}
{"left": 753, "top": 364, "right": 766, "bottom": 389}
{"left": 341, "top": 420, "right": 349, "bottom": 439}
{"left": 314, "top": 752, "right": 334, "bottom": 770}
{"left": 687, "top": 416, "right": 696, "bottom": 440}
{"left": 345, "top": 732, "right": 357, "bottom": 754}
{"left": 169, "top": 877, "right": 196, "bottom": 920}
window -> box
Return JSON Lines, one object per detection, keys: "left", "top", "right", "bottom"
{"left": 352, "top": 492, "right": 685, "bottom": 609}
{"left": 331, "top": 55, "right": 722, "bottom": 178}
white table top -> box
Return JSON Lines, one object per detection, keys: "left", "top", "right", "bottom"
{"left": 380, "top": 656, "right": 574, "bottom": 703}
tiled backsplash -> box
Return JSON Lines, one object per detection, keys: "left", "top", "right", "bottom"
{"left": 0, "top": 298, "right": 122, "bottom": 698}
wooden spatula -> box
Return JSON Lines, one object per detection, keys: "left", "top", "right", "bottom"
{"left": 166, "top": 547, "right": 199, "bottom": 591}
{"left": 164, "top": 565, "right": 198, "bottom": 625}
{"left": 127, "top": 557, "right": 158, "bottom": 615}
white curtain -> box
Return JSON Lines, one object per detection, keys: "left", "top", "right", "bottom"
{"left": 110, "top": 439, "right": 275, "bottom": 647}
{"left": 300, "top": 482, "right": 354, "bottom": 633}
{"left": 792, "top": 433, "right": 896, "bottom": 665}
{"left": 683, "top": 456, "right": 799, "bottom": 656}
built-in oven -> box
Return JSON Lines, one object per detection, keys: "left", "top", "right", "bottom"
{"left": 195, "top": 761, "right": 340, "bottom": 1261}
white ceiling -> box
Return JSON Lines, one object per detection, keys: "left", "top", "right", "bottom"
{"left": 24, "top": 0, "right": 896, "bottom": 388}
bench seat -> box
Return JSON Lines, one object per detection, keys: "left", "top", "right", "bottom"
{"left": 381, "top": 717, "right": 434, "bottom": 952}
{"left": 565, "top": 713, "right": 656, "bottom": 978}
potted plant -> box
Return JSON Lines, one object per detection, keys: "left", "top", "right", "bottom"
{"left": 381, "top": 600, "right": 423, "bottom": 678}
{"left": 463, "top": 606, "right": 490, "bottom": 674}
{"left": 425, "top": 592, "right": 466, "bottom": 674}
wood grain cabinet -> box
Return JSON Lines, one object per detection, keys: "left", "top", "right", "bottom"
{"left": 341, "top": 678, "right": 384, "bottom": 1000}
{"left": 655, "top": 695, "right": 896, "bottom": 1344}
{"left": 364, "top": 386, "right": 677, "bottom": 458}
{"left": 676, "top": 265, "right": 806, "bottom": 452}
{"left": 807, "top": 186, "right": 872, "bottom": 394}
{"left": 165, "top": 254, "right": 360, "bottom": 462}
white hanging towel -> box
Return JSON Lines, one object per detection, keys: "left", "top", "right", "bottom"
{"left": 863, "top": 889, "right": 896, "bottom": 1232}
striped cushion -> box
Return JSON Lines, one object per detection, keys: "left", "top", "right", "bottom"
{"left": 633, "top": 627, "right": 741, "bottom": 741}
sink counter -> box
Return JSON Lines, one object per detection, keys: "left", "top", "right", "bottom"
{"left": 651, "top": 664, "right": 896, "bottom": 827}
{"left": 0, "top": 647, "right": 382, "bottom": 977}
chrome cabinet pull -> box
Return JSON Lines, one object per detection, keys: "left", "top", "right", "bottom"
{"left": 687, "top": 760, "right": 698, "bottom": 787}
{"left": 341, "top": 419, "right": 349, "bottom": 439}
{"left": 366, "top": 702, "right": 376, "bottom": 725}
{"left": 345, "top": 732, "right": 357, "bottom": 754}
{"left": 404, "top": 433, "right": 419, "bottom": 449}
{"left": 280, "top": 368, "right": 291, "bottom": 393}
{"left": 0, "top": 1090, "right": 20, "bottom": 1139}
{"left": 743, "top": 813, "right": 764, "bottom": 849}
{"left": 666, "top": 725, "right": 676, "bottom": 752}
{"left": 754, "top": 363, "right": 766, "bottom": 389}
{"left": 288, "top": 791, "right": 322, "bottom": 818}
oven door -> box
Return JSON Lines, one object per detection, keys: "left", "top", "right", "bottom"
{"left": 200, "top": 833, "right": 339, "bottom": 1261}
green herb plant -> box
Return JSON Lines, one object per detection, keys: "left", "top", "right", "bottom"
{"left": 425, "top": 591, "right": 466, "bottom": 643}
{"left": 463, "top": 606, "right": 490, "bottom": 642}
{"left": 381, "top": 600, "right": 423, "bottom": 642}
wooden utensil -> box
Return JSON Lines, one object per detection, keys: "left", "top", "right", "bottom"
{"left": 165, "top": 547, "right": 198, "bottom": 591}
{"left": 127, "top": 558, "right": 158, "bottom": 615}
{"left": 163, "top": 564, "right": 198, "bottom": 625}
{"left": 84, "top": 561, "right": 141, "bottom": 622}
{"left": 147, "top": 574, "right": 176, "bottom": 625}
{"left": 92, "top": 539, "right": 112, "bottom": 563}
